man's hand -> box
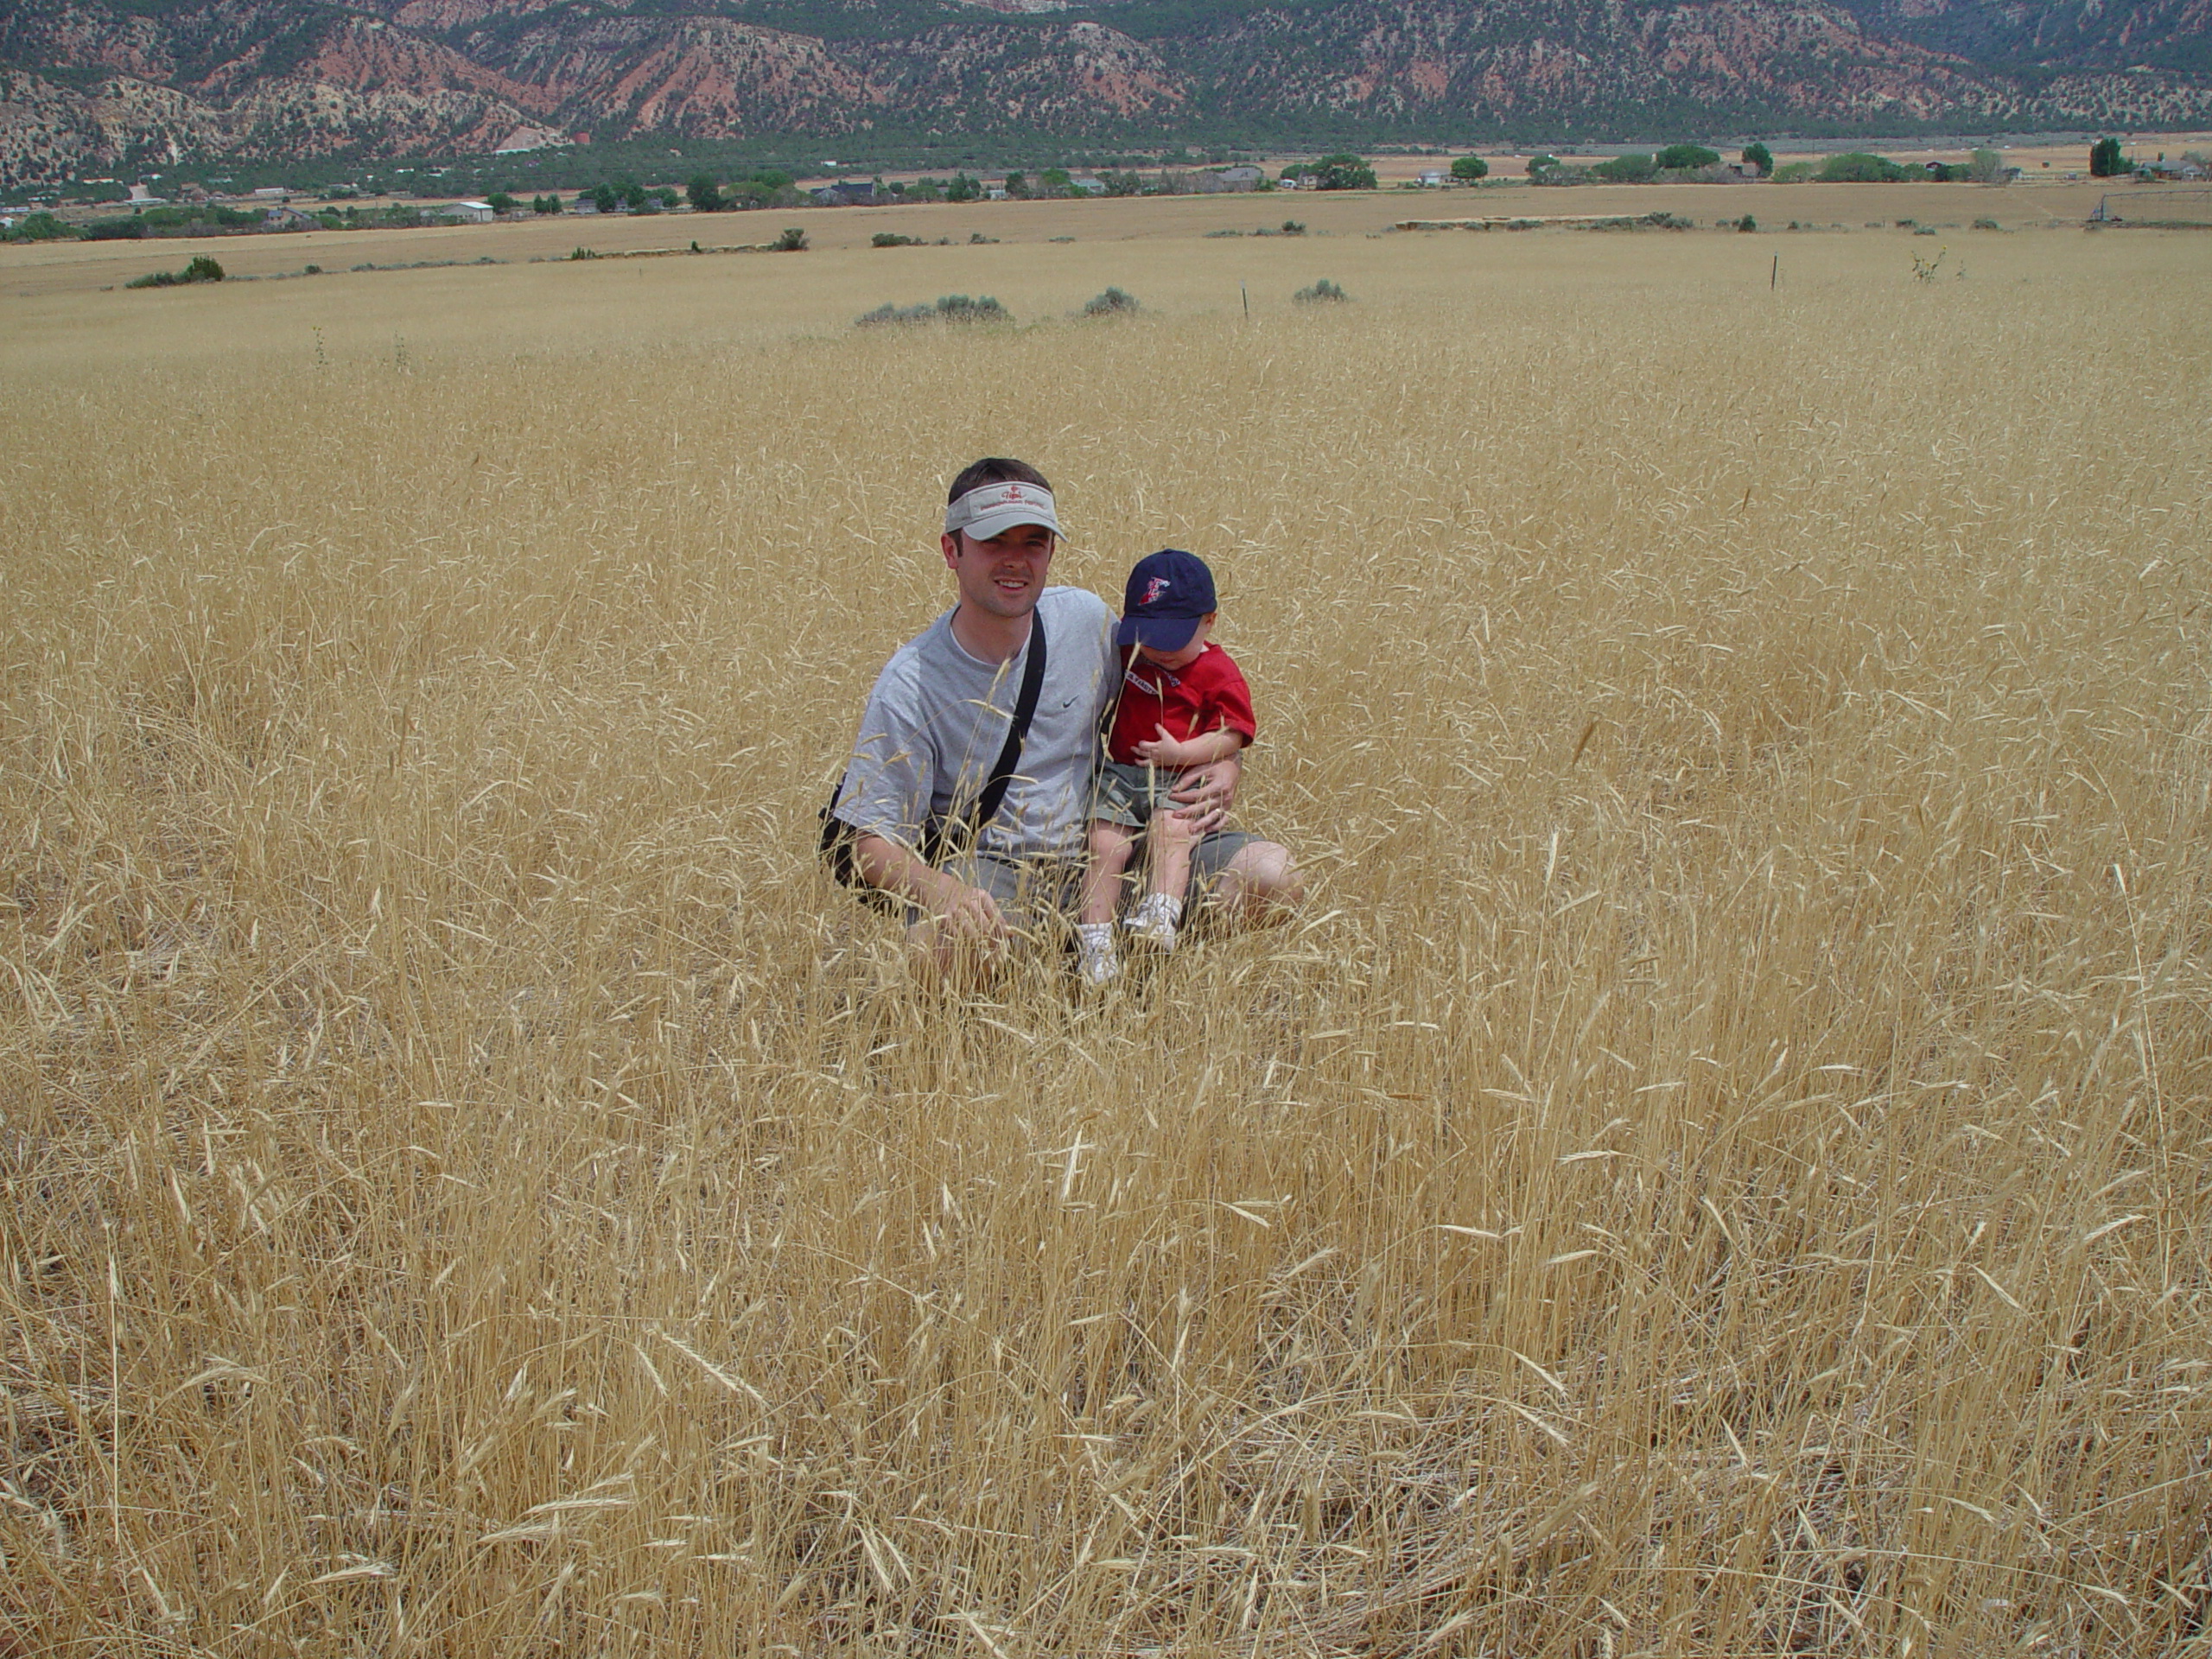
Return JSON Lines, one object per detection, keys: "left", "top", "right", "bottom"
{"left": 926, "top": 876, "right": 1011, "bottom": 949}
{"left": 1167, "top": 751, "right": 1242, "bottom": 834}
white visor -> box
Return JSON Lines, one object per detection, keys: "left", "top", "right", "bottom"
{"left": 944, "top": 480, "right": 1062, "bottom": 542}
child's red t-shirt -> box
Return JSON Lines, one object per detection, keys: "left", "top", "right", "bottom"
{"left": 1106, "top": 642, "right": 1257, "bottom": 765}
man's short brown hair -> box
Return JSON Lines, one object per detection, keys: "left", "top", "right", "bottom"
{"left": 947, "top": 457, "right": 1052, "bottom": 505}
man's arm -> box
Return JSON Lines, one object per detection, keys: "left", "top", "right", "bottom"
{"left": 853, "top": 832, "right": 1010, "bottom": 944}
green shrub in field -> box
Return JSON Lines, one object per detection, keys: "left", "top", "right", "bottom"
{"left": 1973, "top": 216, "right": 2003, "bottom": 231}
{"left": 772, "top": 227, "right": 809, "bottom": 251}
{"left": 872, "top": 232, "right": 923, "bottom": 247}
{"left": 1736, "top": 214, "right": 1758, "bottom": 232}
{"left": 1451, "top": 156, "right": 1489, "bottom": 181}
{"left": 84, "top": 217, "right": 146, "bottom": 240}
{"left": 855, "top": 294, "right": 1012, "bottom": 328}
{"left": 1082, "top": 286, "right": 1138, "bottom": 317}
{"left": 934, "top": 294, "right": 1008, "bottom": 322}
{"left": 124, "top": 254, "right": 225, "bottom": 289}
{"left": 1656, "top": 143, "right": 1720, "bottom": 171}
{"left": 1294, "top": 278, "right": 1349, "bottom": 305}
{"left": 855, "top": 302, "right": 935, "bottom": 327}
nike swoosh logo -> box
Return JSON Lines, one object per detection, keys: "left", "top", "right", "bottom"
{"left": 1059, "top": 696, "right": 1079, "bottom": 709}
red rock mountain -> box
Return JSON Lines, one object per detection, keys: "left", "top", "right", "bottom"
{"left": 3, "top": 0, "right": 2208, "bottom": 187}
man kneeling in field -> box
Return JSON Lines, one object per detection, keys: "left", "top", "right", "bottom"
{"left": 823, "top": 457, "right": 1301, "bottom": 974}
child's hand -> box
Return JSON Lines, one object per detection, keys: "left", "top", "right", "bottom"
{"left": 1132, "top": 725, "right": 1198, "bottom": 766}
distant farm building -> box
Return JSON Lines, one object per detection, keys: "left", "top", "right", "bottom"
{"left": 442, "top": 200, "right": 496, "bottom": 223}
{"left": 1192, "top": 165, "right": 1266, "bottom": 193}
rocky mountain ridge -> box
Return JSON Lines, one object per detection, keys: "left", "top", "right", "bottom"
{"left": 4, "top": 0, "right": 2209, "bottom": 188}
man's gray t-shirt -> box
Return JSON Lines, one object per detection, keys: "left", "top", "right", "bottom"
{"left": 833, "top": 587, "right": 1117, "bottom": 863}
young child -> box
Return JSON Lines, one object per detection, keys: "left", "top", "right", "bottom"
{"left": 1077, "top": 549, "right": 1257, "bottom": 985}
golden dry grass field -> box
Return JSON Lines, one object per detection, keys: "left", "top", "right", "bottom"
{"left": 3, "top": 209, "right": 2209, "bottom": 1656}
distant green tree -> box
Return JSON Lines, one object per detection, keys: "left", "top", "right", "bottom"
{"left": 486, "top": 191, "right": 517, "bottom": 214}
{"left": 531, "top": 193, "right": 562, "bottom": 214}
{"left": 5, "top": 211, "right": 75, "bottom": 241}
{"left": 1040, "top": 167, "right": 1072, "bottom": 194}
{"left": 1309, "top": 153, "right": 1377, "bottom": 190}
{"left": 1820, "top": 151, "right": 1918, "bottom": 183}
{"left": 1655, "top": 143, "right": 1719, "bottom": 171}
{"left": 590, "top": 184, "right": 617, "bottom": 213}
{"left": 1450, "top": 155, "right": 1488, "bottom": 181}
{"left": 1100, "top": 170, "right": 1145, "bottom": 196}
{"left": 1526, "top": 153, "right": 1563, "bottom": 181}
{"left": 945, "top": 173, "right": 982, "bottom": 202}
{"left": 2088, "top": 137, "right": 2126, "bottom": 176}
{"left": 772, "top": 226, "right": 808, "bottom": 251}
{"left": 687, "top": 175, "right": 726, "bottom": 212}
{"left": 1590, "top": 153, "right": 1657, "bottom": 182}
{"left": 1966, "top": 148, "right": 2005, "bottom": 183}
{"left": 1742, "top": 141, "right": 1774, "bottom": 176}
{"left": 1003, "top": 170, "right": 1027, "bottom": 197}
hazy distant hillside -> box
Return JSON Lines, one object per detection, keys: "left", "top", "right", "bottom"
{"left": 1830, "top": 0, "right": 2212, "bottom": 77}
{"left": 3, "top": 0, "right": 2209, "bottom": 188}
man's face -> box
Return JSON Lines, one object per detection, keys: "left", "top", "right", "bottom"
{"left": 942, "top": 523, "right": 1056, "bottom": 620}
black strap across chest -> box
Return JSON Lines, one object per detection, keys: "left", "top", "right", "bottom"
{"left": 818, "top": 611, "right": 1050, "bottom": 882}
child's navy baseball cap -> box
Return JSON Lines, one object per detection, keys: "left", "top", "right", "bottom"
{"left": 1116, "top": 549, "right": 1217, "bottom": 651}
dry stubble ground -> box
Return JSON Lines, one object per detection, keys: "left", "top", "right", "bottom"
{"left": 1, "top": 222, "right": 2209, "bottom": 1656}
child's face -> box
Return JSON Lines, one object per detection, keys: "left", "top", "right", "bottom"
{"left": 1135, "top": 614, "right": 1213, "bottom": 671}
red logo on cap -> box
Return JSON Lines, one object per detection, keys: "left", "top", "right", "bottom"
{"left": 1001, "top": 485, "right": 1029, "bottom": 502}
{"left": 1141, "top": 576, "right": 1171, "bottom": 606}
